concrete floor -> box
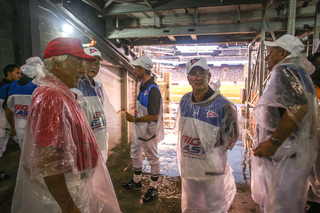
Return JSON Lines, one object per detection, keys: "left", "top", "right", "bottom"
{"left": 0, "top": 111, "right": 261, "bottom": 213}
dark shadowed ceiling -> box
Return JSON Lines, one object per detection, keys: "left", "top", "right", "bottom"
{"left": 81, "top": 0, "right": 318, "bottom": 48}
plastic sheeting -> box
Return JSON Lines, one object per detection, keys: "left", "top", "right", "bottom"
{"left": 251, "top": 54, "right": 318, "bottom": 213}
{"left": 176, "top": 89, "right": 239, "bottom": 212}
{"left": 7, "top": 57, "right": 42, "bottom": 142}
{"left": 20, "top": 56, "right": 43, "bottom": 78}
{"left": 307, "top": 92, "right": 320, "bottom": 203}
{"left": 11, "top": 68, "right": 121, "bottom": 213}
{"left": 82, "top": 74, "right": 119, "bottom": 161}
{"left": 71, "top": 76, "right": 109, "bottom": 162}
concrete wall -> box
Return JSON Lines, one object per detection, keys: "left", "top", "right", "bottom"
{"left": 0, "top": 0, "right": 20, "bottom": 78}
{"left": 38, "top": 3, "right": 91, "bottom": 57}
{"left": 0, "top": 0, "right": 136, "bottom": 114}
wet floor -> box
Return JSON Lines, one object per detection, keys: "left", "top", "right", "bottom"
{"left": 0, "top": 103, "right": 261, "bottom": 213}
{"left": 107, "top": 103, "right": 260, "bottom": 213}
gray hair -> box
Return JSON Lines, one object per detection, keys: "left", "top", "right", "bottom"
{"left": 43, "top": 55, "right": 69, "bottom": 70}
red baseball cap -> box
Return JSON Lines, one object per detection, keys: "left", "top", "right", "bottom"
{"left": 43, "top": 37, "right": 97, "bottom": 61}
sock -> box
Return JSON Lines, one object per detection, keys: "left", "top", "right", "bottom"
{"left": 150, "top": 180, "right": 158, "bottom": 189}
{"left": 133, "top": 174, "right": 142, "bottom": 183}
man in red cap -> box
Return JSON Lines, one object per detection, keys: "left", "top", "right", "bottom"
{"left": 11, "top": 37, "right": 121, "bottom": 213}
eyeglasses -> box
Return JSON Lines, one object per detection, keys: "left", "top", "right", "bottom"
{"left": 188, "top": 70, "right": 208, "bottom": 77}
{"left": 85, "top": 61, "right": 101, "bottom": 67}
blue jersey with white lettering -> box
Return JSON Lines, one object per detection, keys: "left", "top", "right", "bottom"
{"left": 8, "top": 80, "right": 37, "bottom": 96}
{"left": 135, "top": 84, "right": 159, "bottom": 114}
{"left": 179, "top": 92, "right": 235, "bottom": 179}
{"left": 180, "top": 94, "right": 228, "bottom": 127}
{"left": 77, "top": 79, "right": 98, "bottom": 97}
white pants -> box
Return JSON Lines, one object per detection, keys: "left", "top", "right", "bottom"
{"left": 181, "top": 164, "right": 235, "bottom": 213}
{"left": 131, "top": 137, "right": 159, "bottom": 175}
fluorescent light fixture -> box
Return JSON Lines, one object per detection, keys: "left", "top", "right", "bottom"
{"left": 62, "top": 24, "right": 73, "bottom": 34}
{"left": 176, "top": 45, "right": 219, "bottom": 53}
{"left": 152, "top": 59, "right": 247, "bottom": 66}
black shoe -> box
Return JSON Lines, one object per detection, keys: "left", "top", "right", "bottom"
{"left": 143, "top": 186, "right": 158, "bottom": 202}
{"left": 0, "top": 171, "right": 10, "bottom": 181}
{"left": 122, "top": 179, "right": 142, "bottom": 190}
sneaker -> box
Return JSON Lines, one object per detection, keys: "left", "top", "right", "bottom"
{"left": 0, "top": 171, "right": 10, "bottom": 181}
{"left": 143, "top": 186, "right": 158, "bottom": 202}
{"left": 122, "top": 179, "right": 142, "bottom": 190}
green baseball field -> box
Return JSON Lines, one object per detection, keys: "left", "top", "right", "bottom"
{"left": 170, "top": 83, "right": 244, "bottom": 104}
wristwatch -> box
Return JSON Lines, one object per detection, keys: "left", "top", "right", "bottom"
{"left": 270, "top": 137, "right": 282, "bottom": 146}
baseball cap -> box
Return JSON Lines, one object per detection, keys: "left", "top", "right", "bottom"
{"left": 43, "top": 37, "right": 97, "bottom": 61}
{"left": 265, "top": 34, "right": 304, "bottom": 56}
{"left": 186, "top": 57, "right": 210, "bottom": 74}
{"left": 130, "top": 56, "right": 153, "bottom": 70}
{"left": 84, "top": 47, "right": 103, "bottom": 61}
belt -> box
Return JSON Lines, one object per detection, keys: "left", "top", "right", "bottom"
{"left": 138, "top": 134, "right": 156, "bottom": 142}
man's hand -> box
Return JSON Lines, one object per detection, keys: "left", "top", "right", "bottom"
{"left": 9, "top": 127, "right": 16, "bottom": 137}
{"left": 253, "top": 139, "right": 281, "bottom": 158}
{"left": 126, "top": 112, "right": 134, "bottom": 122}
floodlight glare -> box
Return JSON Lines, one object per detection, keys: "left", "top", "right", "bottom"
{"left": 176, "top": 45, "right": 219, "bottom": 53}
{"left": 62, "top": 24, "right": 73, "bottom": 34}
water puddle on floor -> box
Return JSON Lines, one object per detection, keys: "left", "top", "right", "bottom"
{"left": 107, "top": 103, "right": 259, "bottom": 212}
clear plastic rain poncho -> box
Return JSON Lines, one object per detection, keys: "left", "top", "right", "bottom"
{"left": 307, "top": 87, "right": 320, "bottom": 203}
{"left": 11, "top": 67, "right": 121, "bottom": 213}
{"left": 71, "top": 75, "right": 109, "bottom": 162}
{"left": 251, "top": 54, "right": 318, "bottom": 213}
{"left": 176, "top": 87, "right": 239, "bottom": 212}
{"left": 7, "top": 57, "right": 42, "bottom": 143}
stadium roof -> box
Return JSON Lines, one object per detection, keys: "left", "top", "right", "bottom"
{"left": 81, "top": 0, "right": 317, "bottom": 46}
{"left": 77, "top": 0, "right": 318, "bottom": 63}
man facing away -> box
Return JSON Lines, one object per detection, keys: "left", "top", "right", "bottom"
{"left": 11, "top": 37, "right": 121, "bottom": 213}
{"left": 176, "top": 57, "right": 239, "bottom": 213}
{"left": 122, "top": 55, "right": 164, "bottom": 202}
{"left": 0, "top": 64, "right": 21, "bottom": 180}
{"left": 251, "top": 34, "right": 318, "bottom": 213}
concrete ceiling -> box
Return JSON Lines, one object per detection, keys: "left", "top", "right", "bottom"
{"left": 80, "top": 0, "right": 318, "bottom": 62}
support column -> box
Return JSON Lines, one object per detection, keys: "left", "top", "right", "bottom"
{"left": 287, "top": 0, "right": 296, "bottom": 35}
{"left": 246, "top": 46, "right": 252, "bottom": 116}
{"left": 313, "top": 2, "right": 320, "bottom": 53}
{"left": 16, "top": 0, "right": 41, "bottom": 63}
{"left": 121, "top": 69, "right": 128, "bottom": 111}
{"left": 259, "top": 6, "right": 266, "bottom": 97}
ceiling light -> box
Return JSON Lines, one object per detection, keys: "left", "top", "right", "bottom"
{"left": 176, "top": 45, "right": 219, "bottom": 53}
{"left": 62, "top": 23, "right": 73, "bottom": 34}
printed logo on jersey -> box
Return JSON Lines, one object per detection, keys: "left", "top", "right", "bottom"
{"left": 144, "top": 90, "right": 148, "bottom": 95}
{"left": 89, "top": 48, "right": 98, "bottom": 54}
{"left": 207, "top": 110, "right": 218, "bottom": 118}
{"left": 190, "top": 59, "right": 200, "bottom": 65}
{"left": 14, "top": 105, "right": 29, "bottom": 117}
{"left": 181, "top": 135, "right": 205, "bottom": 160}
{"left": 134, "top": 110, "right": 138, "bottom": 117}
{"left": 90, "top": 111, "right": 107, "bottom": 130}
